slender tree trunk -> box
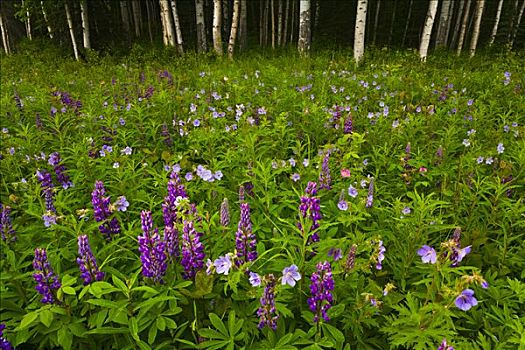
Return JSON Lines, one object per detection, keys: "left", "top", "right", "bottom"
{"left": 41, "top": 1, "right": 53, "bottom": 39}
{"left": 160, "top": 0, "right": 176, "bottom": 46}
{"left": 457, "top": 0, "right": 472, "bottom": 55}
{"left": 290, "top": 0, "right": 296, "bottom": 43}
{"left": 259, "top": 0, "right": 264, "bottom": 45}
{"left": 401, "top": 0, "right": 413, "bottom": 47}
{"left": 132, "top": 0, "right": 142, "bottom": 37}
{"left": 80, "top": 0, "right": 91, "bottom": 49}
{"left": 419, "top": 0, "right": 439, "bottom": 61}
{"left": 469, "top": 0, "right": 485, "bottom": 56}
{"left": 0, "top": 11, "right": 10, "bottom": 55}
{"left": 354, "top": 0, "right": 368, "bottom": 63}
{"left": 146, "top": 0, "right": 154, "bottom": 42}
{"left": 372, "top": 0, "right": 381, "bottom": 45}
{"left": 450, "top": 0, "right": 465, "bottom": 48}
{"left": 510, "top": 0, "right": 525, "bottom": 48}
{"left": 238, "top": 0, "right": 247, "bottom": 50}
{"left": 436, "top": 0, "right": 452, "bottom": 47}
{"left": 65, "top": 2, "right": 79, "bottom": 60}
{"left": 507, "top": 0, "right": 519, "bottom": 42}
{"left": 120, "top": 1, "right": 131, "bottom": 35}
{"left": 388, "top": 0, "right": 397, "bottom": 45}
{"left": 489, "top": 0, "right": 504, "bottom": 45}
{"left": 277, "top": 0, "right": 283, "bottom": 46}
{"left": 228, "top": 0, "right": 240, "bottom": 58}
{"left": 444, "top": 0, "right": 454, "bottom": 46}
{"left": 22, "top": 0, "right": 32, "bottom": 40}
{"left": 271, "top": 0, "right": 276, "bottom": 48}
{"left": 283, "top": 0, "right": 290, "bottom": 45}
{"left": 170, "top": 0, "right": 184, "bottom": 53}
{"left": 222, "top": 0, "right": 230, "bottom": 39}
{"left": 213, "top": 0, "right": 223, "bottom": 54}
{"left": 313, "top": 0, "right": 320, "bottom": 41}
{"left": 264, "top": 0, "right": 270, "bottom": 46}
{"left": 196, "top": 0, "right": 207, "bottom": 52}
{"left": 297, "top": 0, "right": 311, "bottom": 54}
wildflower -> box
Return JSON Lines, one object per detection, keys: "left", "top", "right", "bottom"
{"left": 485, "top": 157, "right": 494, "bottom": 165}
{"left": 214, "top": 170, "right": 223, "bottom": 181}
{"left": 113, "top": 162, "right": 120, "bottom": 168}
{"left": 319, "top": 151, "right": 332, "bottom": 190}
{"left": 121, "top": 146, "right": 132, "bottom": 155}
{"left": 185, "top": 172, "right": 193, "bottom": 181}
{"left": 348, "top": 185, "right": 358, "bottom": 198}
{"left": 163, "top": 172, "right": 187, "bottom": 258}
{"left": 303, "top": 158, "right": 310, "bottom": 167}
{"left": 181, "top": 220, "right": 205, "bottom": 279}
{"left": 340, "top": 168, "right": 351, "bottom": 178}
{"left": 33, "top": 248, "right": 61, "bottom": 304}
{"left": 365, "top": 178, "right": 374, "bottom": 208}
{"left": 249, "top": 272, "right": 261, "bottom": 287}
{"left": 455, "top": 289, "right": 477, "bottom": 311}
{"left": 437, "top": 338, "right": 454, "bottom": 350}
{"left": 497, "top": 143, "right": 504, "bottom": 154}
{"left": 42, "top": 212, "right": 57, "bottom": 227}
{"left": 476, "top": 156, "right": 484, "bottom": 164}
{"left": 298, "top": 182, "right": 322, "bottom": 243}
{"left": 308, "top": 261, "right": 335, "bottom": 322}
{"left": 327, "top": 248, "right": 342, "bottom": 261}
{"left": 113, "top": 196, "right": 129, "bottom": 212}
{"left": 138, "top": 211, "right": 167, "bottom": 283}
{"left": 36, "top": 170, "right": 56, "bottom": 213}
{"left": 235, "top": 203, "right": 257, "bottom": 265}
{"left": 281, "top": 264, "right": 301, "bottom": 287}
{"left": 402, "top": 206, "right": 411, "bottom": 215}
{"left": 462, "top": 139, "right": 470, "bottom": 147}
{"left": 289, "top": 158, "right": 296, "bottom": 167}
{"left": 343, "top": 113, "right": 353, "bottom": 134}
{"left": 48, "top": 152, "right": 73, "bottom": 189}
{"left": 77, "top": 235, "right": 104, "bottom": 285}
{"left": 91, "top": 181, "right": 120, "bottom": 240}
{"left": 375, "top": 240, "right": 386, "bottom": 270}
{"left": 193, "top": 119, "right": 201, "bottom": 127}
{"left": 214, "top": 254, "right": 233, "bottom": 275}
{"left": 291, "top": 173, "right": 301, "bottom": 182}
{"left": 0, "top": 323, "right": 14, "bottom": 350}
{"left": 0, "top": 204, "right": 16, "bottom": 242}
{"left": 417, "top": 245, "right": 437, "bottom": 264}
{"left": 338, "top": 199, "right": 348, "bottom": 211}
{"left": 257, "top": 274, "right": 279, "bottom": 329}
{"left": 383, "top": 283, "right": 395, "bottom": 296}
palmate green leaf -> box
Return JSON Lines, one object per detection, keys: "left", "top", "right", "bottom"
{"left": 209, "top": 313, "right": 228, "bottom": 336}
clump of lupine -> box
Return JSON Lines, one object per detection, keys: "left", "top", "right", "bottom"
{"left": 220, "top": 197, "right": 230, "bottom": 226}
{"left": 343, "top": 112, "right": 353, "bottom": 134}
{"left": 256, "top": 274, "right": 279, "bottom": 330}
{"left": 0, "top": 203, "right": 16, "bottom": 242}
{"left": 235, "top": 202, "right": 257, "bottom": 265}
{"left": 77, "top": 235, "right": 105, "bottom": 285}
{"left": 318, "top": 151, "right": 332, "bottom": 190}
{"left": 91, "top": 181, "right": 120, "bottom": 240}
{"left": 48, "top": 152, "right": 73, "bottom": 189}
{"left": 181, "top": 219, "right": 205, "bottom": 279}
{"left": 298, "top": 182, "right": 322, "bottom": 243}
{"left": 36, "top": 170, "right": 57, "bottom": 227}
{"left": 308, "top": 261, "right": 335, "bottom": 323}
{"left": 365, "top": 178, "right": 374, "bottom": 208}
{"left": 32, "top": 248, "right": 61, "bottom": 304}
{"left": 138, "top": 211, "right": 168, "bottom": 283}
{"left": 162, "top": 172, "right": 187, "bottom": 258}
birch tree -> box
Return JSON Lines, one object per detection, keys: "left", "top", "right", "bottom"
{"left": 354, "top": 0, "right": 368, "bottom": 63}
{"left": 419, "top": 0, "right": 439, "bottom": 61}
{"left": 159, "top": 0, "right": 175, "bottom": 46}
{"left": 489, "top": 0, "right": 504, "bottom": 46}
{"left": 196, "top": 0, "right": 207, "bottom": 52}
{"left": 469, "top": 0, "right": 485, "bottom": 57}
{"left": 297, "top": 0, "right": 311, "bottom": 54}
{"left": 131, "top": 0, "right": 142, "bottom": 37}
{"left": 41, "top": 1, "right": 53, "bottom": 39}
{"left": 450, "top": 0, "right": 465, "bottom": 48}
{"left": 22, "top": 0, "right": 32, "bottom": 40}
{"left": 277, "top": 0, "right": 283, "bottom": 46}
{"left": 509, "top": 0, "right": 525, "bottom": 48}
{"left": 228, "top": 0, "right": 241, "bottom": 58}
{"left": 0, "top": 11, "right": 10, "bottom": 55}
{"left": 80, "top": 0, "right": 91, "bottom": 49}
{"left": 457, "top": 0, "right": 472, "bottom": 55}
{"left": 64, "top": 2, "right": 79, "bottom": 60}
{"left": 170, "top": 0, "right": 184, "bottom": 53}
{"left": 213, "top": 0, "right": 223, "bottom": 55}
{"left": 436, "top": 0, "right": 452, "bottom": 47}
{"left": 271, "top": 0, "right": 276, "bottom": 49}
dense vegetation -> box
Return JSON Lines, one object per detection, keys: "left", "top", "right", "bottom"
{"left": 1, "top": 47, "right": 524, "bottom": 349}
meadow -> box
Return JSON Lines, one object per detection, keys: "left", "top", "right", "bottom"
{"left": 1, "top": 46, "right": 524, "bottom": 349}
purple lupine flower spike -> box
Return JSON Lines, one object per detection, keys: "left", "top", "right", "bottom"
{"left": 138, "top": 211, "right": 168, "bottom": 283}
{"left": 0, "top": 204, "right": 16, "bottom": 242}
{"left": 298, "top": 182, "right": 322, "bottom": 243}
{"left": 257, "top": 274, "right": 279, "bottom": 329}
{"left": 235, "top": 202, "right": 257, "bottom": 265}
{"left": 36, "top": 170, "right": 56, "bottom": 213}
{"left": 77, "top": 235, "right": 105, "bottom": 285}
{"left": 163, "top": 172, "right": 188, "bottom": 259}
{"left": 35, "top": 113, "right": 43, "bottom": 129}
{"left": 0, "top": 323, "right": 14, "bottom": 350}
{"left": 447, "top": 227, "right": 471, "bottom": 267}
{"left": 181, "top": 219, "right": 205, "bottom": 279}
{"left": 344, "top": 244, "right": 357, "bottom": 273}
{"left": 33, "top": 248, "right": 61, "bottom": 304}
{"left": 239, "top": 185, "right": 245, "bottom": 202}
{"left": 220, "top": 198, "right": 230, "bottom": 226}
{"left": 91, "top": 181, "right": 120, "bottom": 240}
{"left": 343, "top": 112, "right": 353, "bottom": 134}
{"left": 365, "top": 178, "right": 374, "bottom": 208}
{"left": 308, "top": 261, "right": 335, "bottom": 322}
{"left": 319, "top": 151, "right": 332, "bottom": 190}
{"left": 375, "top": 240, "right": 386, "bottom": 270}
{"left": 48, "top": 152, "right": 73, "bottom": 189}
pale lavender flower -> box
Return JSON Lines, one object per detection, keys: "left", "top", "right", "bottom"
{"left": 214, "top": 254, "right": 233, "bottom": 275}
{"left": 417, "top": 245, "right": 437, "bottom": 264}
{"left": 281, "top": 264, "right": 301, "bottom": 287}
{"left": 497, "top": 143, "right": 504, "bottom": 154}
{"left": 291, "top": 173, "right": 300, "bottom": 182}
{"left": 121, "top": 146, "right": 132, "bottom": 155}
{"left": 485, "top": 157, "right": 494, "bottom": 165}
{"left": 249, "top": 272, "right": 261, "bottom": 287}
{"left": 455, "top": 289, "right": 477, "bottom": 311}
{"left": 327, "top": 248, "right": 342, "bottom": 261}
{"left": 402, "top": 206, "right": 411, "bottom": 215}
{"left": 348, "top": 185, "right": 358, "bottom": 198}
{"left": 113, "top": 196, "right": 129, "bottom": 212}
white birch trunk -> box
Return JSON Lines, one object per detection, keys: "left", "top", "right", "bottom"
{"left": 283, "top": 0, "right": 289, "bottom": 45}
{"left": 121, "top": 1, "right": 131, "bottom": 34}
{"left": 65, "top": 2, "right": 79, "bottom": 60}
{"left": 228, "top": 0, "right": 240, "bottom": 58}
{"left": 239, "top": 0, "right": 247, "bottom": 50}
{"left": 213, "top": 0, "right": 223, "bottom": 55}
{"left": 277, "top": 0, "right": 283, "bottom": 46}
{"left": 80, "top": 0, "right": 91, "bottom": 49}
{"left": 469, "top": 0, "right": 485, "bottom": 56}
{"left": 196, "top": 0, "right": 207, "bottom": 52}
{"left": 354, "top": 0, "right": 367, "bottom": 63}
{"left": 401, "top": 0, "right": 413, "bottom": 46}
{"left": 436, "top": 0, "right": 452, "bottom": 47}
{"left": 132, "top": 0, "right": 142, "bottom": 37}
{"left": 489, "top": 0, "right": 504, "bottom": 45}
{"left": 419, "top": 0, "right": 439, "bottom": 61}
{"left": 22, "top": 0, "right": 32, "bottom": 40}
{"left": 457, "top": 0, "right": 472, "bottom": 55}
{"left": 507, "top": 0, "right": 519, "bottom": 42}
{"left": 170, "top": 0, "right": 184, "bottom": 53}
{"left": 159, "top": 0, "right": 175, "bottom": 46}
{"left": 0, "top": 12, "right": 10, "bottom": 55}
{"left": 372, "top": 0, "right": 380, "bottom": 45}
{"left": 297, "top": 0, "right": 311, "bottom": 54}
{"left": 510, "top": 0, "right": 525, "bottom": 48}
{"left": 41, "top": 1, "right": 53, "bottom": 39}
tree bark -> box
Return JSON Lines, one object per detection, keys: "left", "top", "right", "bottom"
{"left": 456, "top": 0, "right": 472, "bottom": 55}
{"left": 510, "top": 0, "right": 525, "bottom": 48}
{"left": 290, "top": 0, "right": 296, "bottom": 43}
{"left": 469, "top": 0, "right": 485, "bottom": 56}
{"left": 80, "top": 0, "right": 91, "bottom": 49}
{"left": 213, "top": 0, "right": 223, "bottom": 55}
{"left": 489, "top": 0, "right": 504, "bottom": 45}
{"left": 170, "top": 0, "right": 184, "bottom": 53}
{"left": 239, "top": 0, "right": 247, "bottom": 50}
{"left": 507, "top": 0, "right": 519, "bottom": 42}
{"left": 223, "top": 0, "right": 230, "bottom": 39}
{"left": 297, "top": 0, "right": 311, "bottom": 54}
{"left": 41, "top": 1, "right": 53, "bottom": 39}
{"left": 159, "top": 0, "right": 176, "bottom": 46}
{"left": 388, "top": 0, "right": 397, "bottom": 45}
{"left": 436, "top": 0, "right": 452, "bottom": 47}
{"left": 283, "top": 0, "right": 290, "bottom": 45}
{"left": 419, "top": 0, "right": 439, "bottom": 61}
{"left": 196, "top": 0, "right": 207, "bottom": 52}
{"left": 132, "top": 0, "right": 142, "bottom": 37}
{"left": 65, "top": 2, "right": 79, "bottom": 60}
{"left": 146, "top": 0, "right": 154, "bottom": 42}
{"left": 278, "top": 0, "right": 283, "bottom": 46}
{"left": 22, "top": 0, "right": 32, "bottom": 40}
{"left": 401, "top": 0, "right": 413, "bottom": 47}
{"left": 0, "top": 11, "right": 10, "bottom": 55}
{"left": 372, "top": 0, "right": 381, "bottom": 45}
{"left": 228, "top": 0, "right": 241, "bottom": 58}
{"left": 271, "top": 0, "right": 276, "bottom": 48}
{"left": 450, "top": 0, "right": 465, "bottom": 48}
{"left": 354, "top": 0, "right": 368, "bottom": 63}
{"left": 120, "top": 1, "right": 131, "bottom": 35}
